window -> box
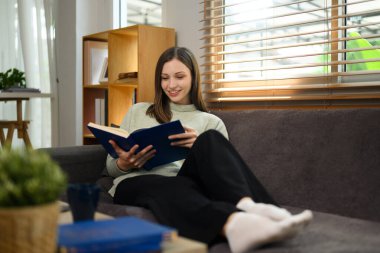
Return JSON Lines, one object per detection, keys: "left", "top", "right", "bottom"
{"left": 114, "top": 0, "right": 162, "bottom": 28}
{"left": 201, "top": 0, "right": 380, "bottom": 108}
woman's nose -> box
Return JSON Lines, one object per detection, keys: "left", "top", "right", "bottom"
{"left": 167, "top": 78, "right": 175, "bottom": 88}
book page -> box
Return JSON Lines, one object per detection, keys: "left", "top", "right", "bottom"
{"left": 88, "top": 122, "right": 130, "bottom": 138}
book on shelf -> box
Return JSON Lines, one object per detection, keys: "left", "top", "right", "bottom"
{"left": 94, "top": 98, "right": 106, "bottom": 125}
{"left": 87, "top": 120, "right": 189, "bottom": 170}
{"left": 99, "top": 57, "right": 108, "bottom": 84}
{"left": 118, "top": 71, "right": 138, "bottom": 79}
{"left": 132, "top": 88, "right": 137, "bottom": 104}
{"left": 104, "top": 90, "right": 108, "bottom": 126}
{"left": 83, "top": 40, "right": 108, "bottom": 85}
{"left": 115, "top": 71, "right": 138, "bottom": 84}
{"left": 115, "top": 77, "right": 138, "bottom": 84}
{"left": 58, "top": 216, "right": 177, "bottom": 253}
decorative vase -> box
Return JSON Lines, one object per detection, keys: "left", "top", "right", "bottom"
{"left": 0, "top": 201, "right": 59, "bottom": 253}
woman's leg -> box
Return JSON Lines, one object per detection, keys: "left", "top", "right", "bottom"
{"left": 113, "top": 160, "right": 313, "bottom": 252}
{"left": 113, "top": 175, "right": 238, "bottom": 244}
{"left": 178, "top": 130, "right": 277, "bottom": 205}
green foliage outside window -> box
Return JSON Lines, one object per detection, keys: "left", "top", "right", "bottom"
{"left": 316, "top": 32, "right": 380, "bottom": 73}
{"left": 346, "top": 32, "right": 380, "bottom": 71}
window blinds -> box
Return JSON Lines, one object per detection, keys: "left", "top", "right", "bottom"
{"left": 200, "top": 0, "right": 380, "bottom": 108}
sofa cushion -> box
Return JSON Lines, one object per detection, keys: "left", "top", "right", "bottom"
{"left": 95, "top": 203, "right": 380, "bottom": 253}
{"left": 209, "top": 207, "right": 380, "bottom": 253}
{"left": 213, "top": 109, "right": 380, "bottom": 222}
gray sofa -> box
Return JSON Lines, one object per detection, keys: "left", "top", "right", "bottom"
{"left": 43, "top": 108, "right": 380, "bottom": 253}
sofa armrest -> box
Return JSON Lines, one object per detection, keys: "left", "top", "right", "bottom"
{"left": 39, "top": 145, "right": 108, "bottom": 184}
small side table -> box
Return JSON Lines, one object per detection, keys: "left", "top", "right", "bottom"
{"left": 0, "top": 92, "right": 51, "bottom": 148}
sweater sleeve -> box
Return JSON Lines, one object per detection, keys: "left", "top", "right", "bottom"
{"left": 214, "top": 118, "right": 229, "bottom": 140}
{"left": 106, "top": 105, "right": 134, "bottom": 178}
{"left": 205, "top": 114, "right": 229, "bottom": 140}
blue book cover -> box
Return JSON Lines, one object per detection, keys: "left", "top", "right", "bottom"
{"left": 58, "top": 216, "right": 177, "bottom": 253}
{"left": 87, "top": 120, "right": 190, "bottom": 170}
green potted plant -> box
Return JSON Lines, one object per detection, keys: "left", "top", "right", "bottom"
{"left": 0, "top": 147, "right": 67, "bottom": 253}
{"left": 0, "top": 68, "right": 26, "bottom": 90}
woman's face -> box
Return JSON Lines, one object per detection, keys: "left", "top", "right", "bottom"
{"left": 161, "top": 58, "right": 192, "bottom": 105}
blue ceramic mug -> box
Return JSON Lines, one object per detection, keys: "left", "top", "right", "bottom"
{"left": 66, "top": 183, "right": 100, "bottom": 222}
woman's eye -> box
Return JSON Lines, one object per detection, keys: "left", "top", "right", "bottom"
{"left": 161, "top": 77, "right": 169, "bottom": 80}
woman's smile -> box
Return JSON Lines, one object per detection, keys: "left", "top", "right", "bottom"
{"left": 167, "top": 89, "right": 181, "bottom": 97}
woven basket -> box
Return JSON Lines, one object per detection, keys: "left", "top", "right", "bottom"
{"left": 0, "top": 201, "right": 59, "bottom": 253}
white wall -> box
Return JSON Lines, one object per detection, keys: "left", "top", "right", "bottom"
{"left": 56, "top": 0, "right": 77, "bottom": 146}
{"left": 75, "top": 0, "right": 113, "bottom": 145}
{"left": 162, "top": 0, "right": 203, "bottom": 66}
{"left": 56, "top": 0, "right": 113, "bottom": 146}
{"left": 55, "top": 0, "right": 199, "bottom": 146}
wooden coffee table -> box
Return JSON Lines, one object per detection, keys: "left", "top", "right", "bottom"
{"left": 162, "top": 237, "right": 207, "bottom": 253}
{"left": 58, "top": 202, "right": 207, "bottom": 253}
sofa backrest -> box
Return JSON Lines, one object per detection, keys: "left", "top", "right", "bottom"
{"left": 213, "top": 108, "right": 380, "bottom": 222}
{"left": 41, "top": 145, "right": 107, "bottom": 184}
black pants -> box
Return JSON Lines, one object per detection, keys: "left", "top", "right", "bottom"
{"left": 114, "top": 130, "right": 276, "bottom": 244}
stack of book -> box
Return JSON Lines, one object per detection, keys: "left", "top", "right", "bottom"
{"left": 58, "top": 216, "right": 177, "bottom": 253}
{"left": 115, "top": 72, "right": 138, "bottom": 84}
{"left": 94, "top": 98, "right": 106, "bottom": 125}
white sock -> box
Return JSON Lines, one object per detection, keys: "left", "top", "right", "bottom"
{"left": 225, "top": 210, "right": 313, "bottom": 253}
{"left": 236, "top": 198, "right": 292, "bottom": 221}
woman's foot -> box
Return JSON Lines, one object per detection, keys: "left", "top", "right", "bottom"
{"left": 237, "top": 198, "right": 291, "bottom": 221}
{"left": 225, "top": 210, "right": 313, "bottom": 253}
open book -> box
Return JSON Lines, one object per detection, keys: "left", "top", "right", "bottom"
{"left": 87, "top": 120, "right": 189, "bottom": 170}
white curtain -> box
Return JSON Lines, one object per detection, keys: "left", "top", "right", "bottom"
{"left": 0, "top": 0, "right": 57, "bottom": 148}
{"left": 0, "top": 0, "right": 24, "bottom": 125}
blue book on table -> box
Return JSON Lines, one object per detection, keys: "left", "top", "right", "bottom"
{"left": 58, "top": 216, "right": 177, "bottom": 253}
{"left": 87, "top": 120, "right": 189, "bottom": 171}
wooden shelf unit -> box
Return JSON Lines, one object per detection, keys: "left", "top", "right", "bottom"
{"left": 82, "top": 25, "right": 175, "bottom": 144}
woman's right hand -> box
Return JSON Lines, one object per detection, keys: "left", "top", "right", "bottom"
{"left": 109, "top": 140, "right": 156, "bottom": 171}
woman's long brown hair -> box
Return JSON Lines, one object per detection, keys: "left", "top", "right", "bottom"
{"left": 146, "top": 47, "right": 207, "bottom": 123}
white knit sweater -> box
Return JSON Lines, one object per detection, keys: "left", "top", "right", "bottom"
{"left": 106, "top": 102, "right": 228, "bottom": 196}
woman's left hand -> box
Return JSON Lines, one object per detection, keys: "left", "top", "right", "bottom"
{"left": 168, "top": 126, "right": 198, "bottom": 148}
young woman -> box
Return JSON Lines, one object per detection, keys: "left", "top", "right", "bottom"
{"left": 106, "top": 47, "right": 312, "bottom": 253}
